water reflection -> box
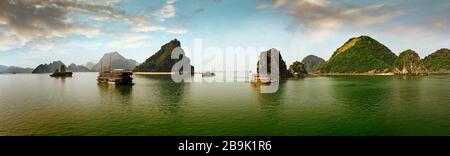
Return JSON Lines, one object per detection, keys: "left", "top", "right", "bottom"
{"left": 251, "top": 80, "right": 287, "bottom": 127}
{"left": 329, "top": 76, "right": 393, "bottom": 113}
{"left": 138, "top": 75, "right": 188, "bottom": 114}
{"left": 391, "top": 75, "right": 425, "bottom": 108}
{"left": 97, "top": 83, "right": 133, "bottom": 106}
{"left": 52, "top": 76, "right": 67, "bottom": 85}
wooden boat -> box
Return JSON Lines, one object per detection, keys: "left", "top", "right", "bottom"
{"left": 250, "top": 74, "right": 273, "bottom": 84}
{"left": 202, "top": 71, "right": 216, "bottom": 77}
{"left": 96, "top": 56, "right": 133, "bottom": 85}
{"left": 50, "top": 65, "right": 72, "bottom": 77}
{"left": 97, "top": 69, "right": 134, "bottom": 85}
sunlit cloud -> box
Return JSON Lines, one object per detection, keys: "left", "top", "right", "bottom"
{"left": 258, "top": 0, "right": 403, "bottom": 40}
{"left": 0, "top": 0, "right": 184, "bottom": 52}
{"left": 154, "top": 0, "right": 177, "bottom": 21}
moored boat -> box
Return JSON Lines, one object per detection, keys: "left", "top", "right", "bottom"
{"left": 97, "top": 69, "right": 134, "bottom": 85}
{"left": 250, "top": 74, "right": 273, "bottom": 84}
{"left": 202, "top": 71, "right": 216, "bottom": 77}
{"left": 50, "top": 65, "right": 72, "bottom": 77}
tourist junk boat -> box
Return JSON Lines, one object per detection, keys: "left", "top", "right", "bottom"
{"left": 250, "top": 74, "right": 273, "bottom": 84}
{"left": 97, "top": 69, "right": 134, "bottom": 85}
{"left": 50, "top": 65, "right": 72, "bottom": 77}
{"left": 96, "top": 57, "right": 134, "bottom": 85}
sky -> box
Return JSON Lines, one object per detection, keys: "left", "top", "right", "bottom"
{"left": 0, "top": 0, "right": 449, "bottom": 71}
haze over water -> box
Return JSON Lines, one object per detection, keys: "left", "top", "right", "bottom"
{"left": 0, "top": 73, "right": 449, "bottom": 136}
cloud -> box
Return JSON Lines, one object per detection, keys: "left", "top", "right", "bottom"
{"left": 431, "top": 18, "right": 450, "bottom": 29}
{"left": 0, "top": 33, "right": 25, "bottom": 51}
{"left": 166, "top": 27, "right": 188, "bottom": 34}
{"left": 0, "top": 0, "right": 178, "bottom": 51}
{"left": 260, "top": 0, "right": 403, "bottom": 40}
{"left": 255, "top": 0, "right": 270, "bottom": 9}
{"left": 131, "top": 23, "right": 166, "bottom": 32}
{"left": 0, "top": 0, "right": 123, "bottom": 40}
{"left": 106, "top": 33, "right": 152, "bottom": 49}
{"left": 154, "top": 0, "right": 177, "bottom": 21}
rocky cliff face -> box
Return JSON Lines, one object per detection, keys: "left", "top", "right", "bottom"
{"left": 393, "top": 49, "right": 429, "bottom": 75}
{"left": 289, "top": 61, "right": 308, "bottom": 77}
{"left": 134, "top": 39, "right": 194, "bottom": 73}
{"left": 91, "top": 52, "right": 138, "bottom": 71}
{"left": 256, "top": 48, "right": 292, "bottom": 78}
{"left": 301, "top": 55, "right": 325, "bottom": 73}
{"left": 32, "top": 61, "right": 65, "bottom": 73}
{"left": 67, "top": 63, "right": 91, "bottom": 72}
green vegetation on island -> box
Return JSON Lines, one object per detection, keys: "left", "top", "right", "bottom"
{"left": 318, "top": 36, "right": 397, "bottom": 73}
{"left": 134, "top": 39, "right": 194, "bottom": 73}
{"left": 392, "top": 49, "right": 428, "bottom": 75}
{"left": 423, "top": 48, "right": 450, "bottom": 73}
{"left": 288, "top": 61, "right": 308, "bottom": 77}
{"left": 301, "top": 55, "right": 325, "bottom": 73}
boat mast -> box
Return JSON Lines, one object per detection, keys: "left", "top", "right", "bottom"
{"left": 101, "top": 60, "right": 103, "bottom": 72}
{"left": 109, "top": 53, "right": 112, "bottom": 71}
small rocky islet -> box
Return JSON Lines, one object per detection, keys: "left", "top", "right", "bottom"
{"left": 256, "top": 48, "right": 293, "bottom": 78}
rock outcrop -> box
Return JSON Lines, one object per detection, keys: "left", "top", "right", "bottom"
{"left": 91, "top": 52, "right": 138, "bottom": 71}
{"left": 423, "top": 48, "right": 450, "bottom": 73}
{"left": 134, "top": 39, "right": 194, "bottom": 73}
{"left": 289, "top": 61, "right": 308, "bottom": 77}
{"left": 256, "top": 48, "right": 292, "bottom": 78}
{"left": 393, "top": 49, "right": 429, "bottom": 75}
{"left": 67, "top": 63, "right": 91, "bottom": 72}
{"left": 32, "top": 61, "right": 65, "bottom": 73}
{"left": 301, "top": 55, "right": 325, "bottom": 73}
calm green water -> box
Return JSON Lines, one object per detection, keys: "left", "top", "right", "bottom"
{"left": 0, "top": 73, "right": 449, "bottom": 136}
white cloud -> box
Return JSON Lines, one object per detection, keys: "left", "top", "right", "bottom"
{"left": 154, "top": 0, "right": 177, "bottom": 21}
{"left": 0, "top": 0, "right": 166, "bottom": 52}
{"left": 131, "top": 23, "right": 166, "bottom": 32}
{"left": 261, "top": 0, "right": 402, "bottom": 40}
{"left": 105, "top": 33, "right": 152, "bottom": 49}
{"left": 166, "top": 27, "right": 188, "bottom": 34}
{"left": 0, "top": 33, "right": 25, "bottom": 51}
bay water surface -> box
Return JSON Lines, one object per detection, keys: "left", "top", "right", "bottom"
{"left": 0, "top": 72, "right": 449, "bottom": 135}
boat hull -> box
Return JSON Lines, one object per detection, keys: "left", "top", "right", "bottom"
{"left": 50, "top": 72, "right": 73, "bottom": 77}
{"left": 97, "top": 70, "right": 134, "bottom": 86}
